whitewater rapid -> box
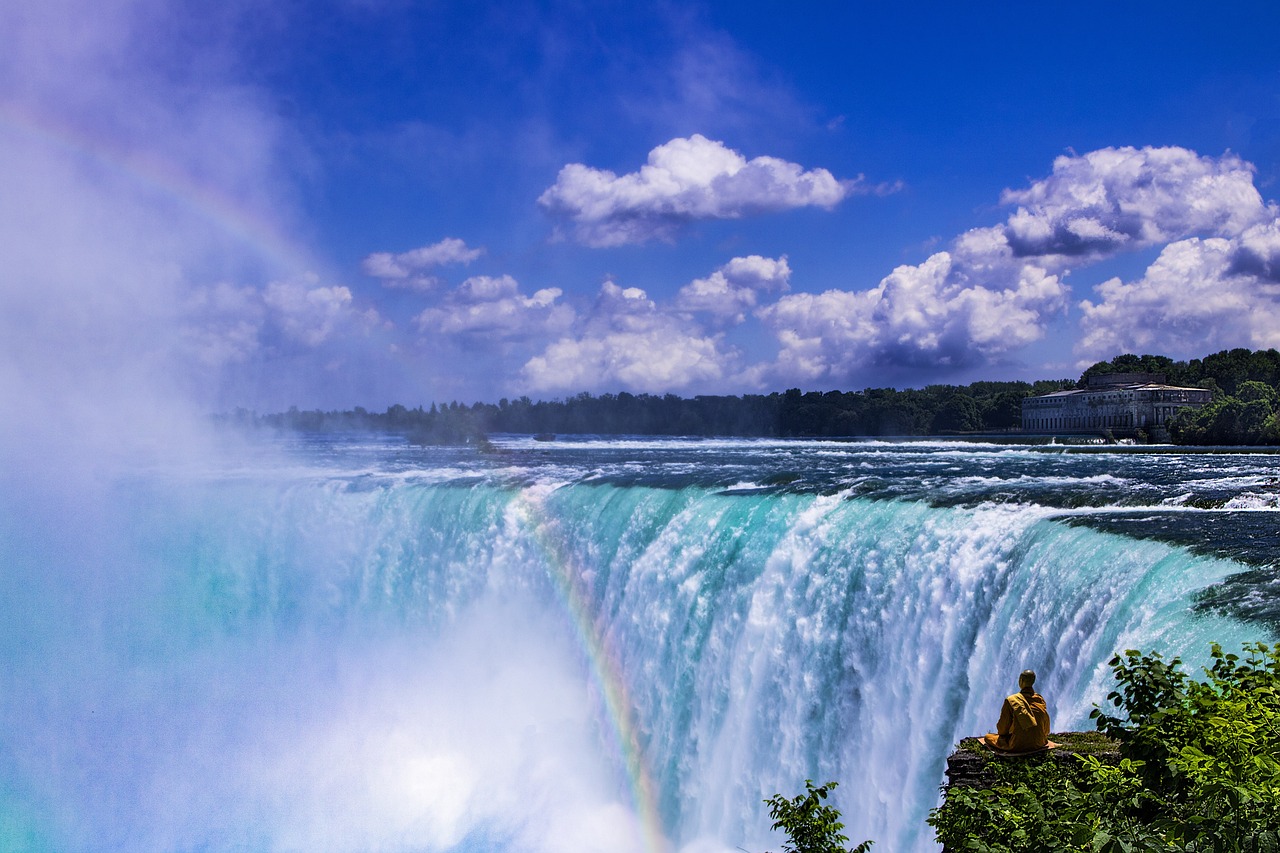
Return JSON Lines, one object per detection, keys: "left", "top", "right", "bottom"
{"left": 0, "top": 436, "right": 1273, "bottom": 852}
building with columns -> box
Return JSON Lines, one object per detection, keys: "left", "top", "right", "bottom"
{"left": 1021, "top": 373, "right": 1212, "bottom": 437}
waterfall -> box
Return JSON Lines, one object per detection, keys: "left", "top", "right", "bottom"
{"left": 0, "top": 467, "right": 1261, "bottom": 852}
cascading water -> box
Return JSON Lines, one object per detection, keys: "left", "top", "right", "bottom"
{"left": 0, "top": 436, "right": 1272, "bottom": 852}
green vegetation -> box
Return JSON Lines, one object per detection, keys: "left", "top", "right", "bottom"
{"left": 1080, "top": 350, "right": 1280, "bottom": 396}
{"left": 930, "top": 643, "right": 1280, "bottom": 852}
{"left": 233, "top": 380, "right": 1068, "bottom": 440}
{"left": 229, "top": 346, "right": 1280, "bottom": 444}
{"left": 764, "top": 781, "right": 873, "bottom": 853}
{"left": 1085, "top": 350, "right": 1280, "bottom": 445}
{"left": 1170, "top": 381, "right": 1280, "bottom": 445}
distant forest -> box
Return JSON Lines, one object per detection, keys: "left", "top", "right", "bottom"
{"left": 232, "top": 348, "right": 1280, "bottom": 445}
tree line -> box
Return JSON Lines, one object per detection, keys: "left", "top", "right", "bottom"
{"left": 237, "top": 380, "right": 1069, "bottom": 442}
{"left": 1085, "top": 349, "right": 1280, "bottom": 445}
{"left": 229, "top": 347, "right": 1280, "bottom": 445}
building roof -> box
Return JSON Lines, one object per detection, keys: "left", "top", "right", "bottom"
{"left": 1030, "top": 382, "right": 1209, "bottom": 399}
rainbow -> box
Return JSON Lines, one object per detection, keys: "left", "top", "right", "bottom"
{"left": 0, "top": 98, "right": 319, "bottom": 277}
{"left": 509, "top": 487, "right": 670, "bottom": 853}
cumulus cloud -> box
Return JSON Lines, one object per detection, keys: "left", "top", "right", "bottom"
{"left": 1042, "top": 149, "right": 1280, "bottom": 361}
{"left": 263, "top": 279, "right": 379, "bottom": 347}
{"left": 1078, "top": 229, "right": 1280, "bottom": 360}
{"left": 747, "top": 146, "right": 1280, "bottom": 385}
{"left": 753, "top": 222, "right": 1072, "bottom": 383}
{"left": 676, "top": 254, "right": 791, "bottom": 323}
{"left": 179, "top": 277, "right": 383, "bottom": 367}
{"left": 455, "top": 274, "right": 520, "bottom": 302}
{"left": 521, "top": 281, "right": 739, "bottom": 393}
{"left": 161, "top": 142, "right": 1277, "bottom": 399}
{"left": 415, "top": 275, "right": 574, "bottom": 339}
{"left": 758, "top": 254, "right": 1066, "bottom": 381}
{"left": 1000, "top": 146, "right": 1267, "bottom": 258}
{"left": 754, "top": 288, "right": 881, "bottom": 383}
{"left": 589, "top": 280, "right": 660, "bottom": 330}
{"left": 538, "top": 135, "right": 859, "bottom": 247}
{"left": 1228, "top": 218, "right": 1280, "bottom": 282}
{"left": 522, "top": 331, "right": 729, "bottom": 393}
{"left": 362, "top": 238, "right": 484, "bottom": 290}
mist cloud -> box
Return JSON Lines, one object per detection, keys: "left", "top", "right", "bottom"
{"left": 0, "top": 0, "right": 313, "bottom": 469}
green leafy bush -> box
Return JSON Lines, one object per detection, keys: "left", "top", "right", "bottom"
{"left": 930, "top": 643, "right": 1280, "bottom": 852}
{"left": 764, "top": 780, "right": 873, "bottom": 853}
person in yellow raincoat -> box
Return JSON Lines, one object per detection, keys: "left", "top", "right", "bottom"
{"left": 982, "top": 669, "right": 1054, "bottom": 753}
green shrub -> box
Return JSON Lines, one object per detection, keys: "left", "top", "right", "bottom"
{"left": 764, "top": 780, "right": 873, "bottom": 853}
{"left": 930, "top": 643, "right": 1280, "bottom": 852}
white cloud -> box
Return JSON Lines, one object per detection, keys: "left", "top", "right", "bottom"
{"left": 589, "top": 280, "right": 659, "bottom": 331}
{"left": 522, "top": 331, "right": 729, "bottom": 393}
{"left": 520, "top": 281, "right": 739, "bottom": 393}
{"left": 362, "top": 238, "right": 484, "bottom": 290}
{"left": 1077, "top": 232, "right": 1280, "bottom": 360}
{"left": 264, "top": 279, "right": 379, "bottom": 347}
{"left": 757, "top": 253, "right": 1066, "bottom": 382}
{"left": 538, "top": 135, "right": 858, "bottom": 247}
{"left": 754, "top": 288, "right": 881, "bottom": 383}
{"left": 179, "top": 277, "right": 383, "bottom": 368}
{"left": 1000, "top": 146, "right": 1267, "bottom": 258}
{"left": 455, "top": 274, "right": 520, "bottom": 302}
{"left": 676, "top": 255, "right": 791, "bottom": 323}
{"left": 746, "top": 146, "right": 1280, "bottom": 385}
{"left": 1228, "top": 218, "right": 1280, "bottom": 281}
{"left": 1059, "top": 154, "right": 1280, "bottom": 361}
{"left": 415, "top": 275, "right": 574, "bottom": 339}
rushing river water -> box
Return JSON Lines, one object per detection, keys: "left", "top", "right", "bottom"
{"left": 1, "top": 435, "right": 1277, "bottom": 852}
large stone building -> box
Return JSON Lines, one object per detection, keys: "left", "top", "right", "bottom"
{"left": 1021, "top": 373, "right": 1212, "bottom": 437}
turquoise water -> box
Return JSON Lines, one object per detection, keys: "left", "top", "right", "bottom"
{"left": 0, "top": 435, "right": 1275, "bottom": 852}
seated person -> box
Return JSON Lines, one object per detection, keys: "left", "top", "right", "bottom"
{"left": 982, "top": 669, "right": 1054, "bottom": 753}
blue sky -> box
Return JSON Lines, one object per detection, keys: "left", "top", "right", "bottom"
{"left": 4, "top": 1, "right": 1280, "bottom": 411}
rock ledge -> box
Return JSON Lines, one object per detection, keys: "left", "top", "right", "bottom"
{"left": 945, "top": 732, "right": 1121, "bottom": 791}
